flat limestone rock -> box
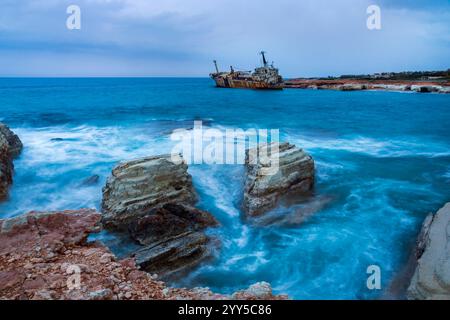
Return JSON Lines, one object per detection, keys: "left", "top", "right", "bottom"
{"left": 407, "top": 203, "right": 450, "bottom": 300}
{"left": 244, "top": 142, "right": 315, "bottom": 217}
{"left": 101, "top": 154, "right": 197, "bottom": 230}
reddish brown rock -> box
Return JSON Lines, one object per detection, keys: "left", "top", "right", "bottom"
{"left": 0, "top": 210, "right": 285, "bottom": 300}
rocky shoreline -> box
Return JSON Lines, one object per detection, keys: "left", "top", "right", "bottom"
{"left": 284, "top": 79, "right": 450, "bottom": 94}
{"left": 0, "top": 209, "right": 285, "bottom": 300}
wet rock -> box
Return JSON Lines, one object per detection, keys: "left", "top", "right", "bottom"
{"left": 101, "top": 154, "right": 197, "bottom": 230}
{"left": 0, "top": 123, "right": 23, "bottom": 158}
{"left": 407, "top": 203, "right": 450, "bottom": 300}
{"left": 244, "top": 142, "right": 315, "bottom": 217}
{"left": 128, "top": 203, "right": 218, "bottom": 246}
{"left": 134, "top": 231, "right": 212, "bottom": 277}
{"left": 80, "top": 174, "right": 100, "bottom": 186}
{"left": 0, "top": 123, "right": 22, "bottom": 200}
{"left": 101, "top": 154, "right": 219, "bottom": 278}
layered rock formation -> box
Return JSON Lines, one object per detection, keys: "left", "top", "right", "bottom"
{"left": 0, "top": 210, "right": 284, "bottom": 300}
{"left": 407, "top": 203, "right": 450, "bottom": 300}
{"left": 102, "top": 154, "right": 197, "bottom": 230}
{"left": 244, "top": 142, "right": 315, "bottom": 217}
{"left": 101, "top": 154, "right": 218, "bottom": 277}
{"left": 0, "top": 123, "right": 23, "bottom": 199}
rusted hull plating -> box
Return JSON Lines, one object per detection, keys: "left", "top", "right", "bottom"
{"left": 212, "top": 77, "right": 283, "bottom": 90}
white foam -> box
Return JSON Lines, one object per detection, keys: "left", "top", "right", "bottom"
{"left": 287, "top": 134, "right": 450, "bottom": 158}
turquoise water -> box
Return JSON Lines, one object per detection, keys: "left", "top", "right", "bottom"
{"left": 0, "top": 78, "right": 449, "bottom": 299}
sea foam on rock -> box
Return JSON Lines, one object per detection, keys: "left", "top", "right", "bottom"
{"left": 101, "top": 154, "right": 219, "bottom": 277}
{"left": 244, "top": 142, "right": 315, "bottom": 217}
{"left": 0, "top": 123, "right": 23, "bottom": 200}
{"left": 407, "top": 203, "right": 450, "bottom": 300}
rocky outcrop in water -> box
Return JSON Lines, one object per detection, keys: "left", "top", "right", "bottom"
{"left": 407, "top": 203, "right": 450, "bottom": 300}
{"left": 101, "top": 154, "right": 218, "bottom": 277}
{"left": 102, "top": 154, "right": 197, "bottom": 230}
{"left": 244, "top": 142, "right": 315, "bottom": 217}
{"left": 0, "top": 210, "right": 284, "bottom": 300}
{"left": 0, "top": 123, "right": 23, "bottom": 200}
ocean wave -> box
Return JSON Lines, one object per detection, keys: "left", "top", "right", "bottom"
{"left": 286, "top": 134, "right": 450, "bottom": 158}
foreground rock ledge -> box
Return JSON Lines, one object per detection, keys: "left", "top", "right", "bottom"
{"left": 101, "top": 154, "right": 219, "bottom": 278}
{"left": 244, "top": 142, "right": 315, "bottom": 217}
{"left": 0, "top": 123, "right": 23, "bottom": 200}
{"left": 407, "top": 203, "right": 450, "bottom": 300}
{"left": 0, "top": 210, "right": 285, "bottom": 300}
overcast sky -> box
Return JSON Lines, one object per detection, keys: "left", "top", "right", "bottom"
{"left": 0, "top": 0, "right": 449, "bottom": 77}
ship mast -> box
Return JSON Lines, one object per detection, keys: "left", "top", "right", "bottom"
{"left": 260, "top": 51, "right": 268, "bottom": 67}
{"left": 213, "top": 60, "right": 219, "bottom": 73}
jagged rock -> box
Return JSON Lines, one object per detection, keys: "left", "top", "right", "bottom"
{"left": 101, "top": 154, "right": 219, "bottom": 277}
{"left": 407, "top": 203, "right": 450, "bottom": 300}
{"left": 129, "top": 203, "right": 218, "bottom": 277}
{"left": 101, "top": 154, "right": 197, "bottom": 230}
{"left": 0, "top": 140, "right": 13, "bottom": 200}
{"left": 244, "top": 142, "right": 315, "bottom": 217}
{"left": 0, "top": 123, "right": 23, "bottom": 158}
{"left": 0, "top": 124, "right": 23, "bottom": 200}
{"left": 128, "top": 203, "right": 218, "bottom": 246}
{"left": 0, "top": 210, "right": 285, "bottom": 300}
{"left": 134, "top": 231, "right": 213, "bottom": 276}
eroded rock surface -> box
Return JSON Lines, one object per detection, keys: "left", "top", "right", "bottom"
{"left": 0, "top": 210, "right": 284, "bottom": 300}
{"left": 102, "top": 154, "right": 197, "bottom": 230}
{"left": 244, "top": 142, "right": 315, "bottom": 217}
{"left": 0, "top": 123, "right": 23, "bottom": 199}
{"left": 407, "top": 203, "right": 450, "bottom": 300}
{"left": 101, "top": 155, "right": 218, "bottom": 277}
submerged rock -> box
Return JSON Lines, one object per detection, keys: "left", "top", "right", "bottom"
{"left": 244, "top": 142, "right": 315, "bottom": 217}
{"left": 407, "top": 203, "right": 450, "bottom": 300}
{"left": 101, "top": 154, "right": 218, "bottom": 277}
{"left": 80, "top": 174, "right": 100, "bottom": 186}
{"left": 0, "top": 123, "right": 23, "bottom": 200}
{"left": 0, "top": 210, "right": 284, "bottom": 300}
{"left": 101, "top": 154, "right": 197, "bottom": 230}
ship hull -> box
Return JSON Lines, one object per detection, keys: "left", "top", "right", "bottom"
{"left": 212, "top": 77, "right": 283, "bottom": 90}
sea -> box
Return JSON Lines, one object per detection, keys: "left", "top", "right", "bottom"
{"left": 0, "top": 77, "right": 449, "bottom": 299}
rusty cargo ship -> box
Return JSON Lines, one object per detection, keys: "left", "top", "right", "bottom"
{"left": 210, "top": 51, "right": 284, "bottom": 90}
